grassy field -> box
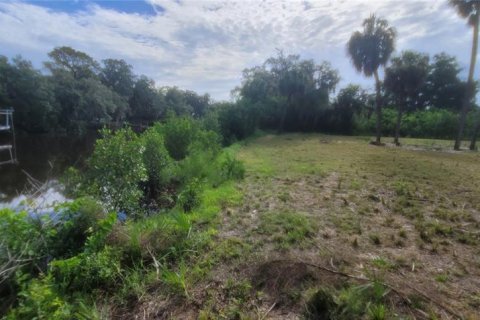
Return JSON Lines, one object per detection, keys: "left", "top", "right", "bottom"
{"left": 130, "top": 134, "right": 480, "bottom": 319}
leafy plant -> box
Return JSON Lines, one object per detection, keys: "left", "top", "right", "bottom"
{"left": 178, "top": 178, "right": 203, "bottom": 213}
{"left": 160, "top": 116, "right": 198, "bottom": 160}
{"left": 86, "top": 127, "right": 147, "bottom": 216}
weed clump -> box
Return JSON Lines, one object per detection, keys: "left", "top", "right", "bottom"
{"left": 305, "top": 281, "right": 391, "bottom": 320}
{"left": 258, "top": 212, "right": 316, "bottom": 249}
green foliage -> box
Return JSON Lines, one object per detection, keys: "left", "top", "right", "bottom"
{"left": 347, "top": 15, "right": 396, "bottom": 77}
{"left": 86, "top": 127, "right": 147, "bottom": 215}
{"left": 178, "top": 178, "right": 203, "bottom": 212}
{"left": 161, "top": 262, "right": 191, "bottom": 298}
{"left": 354, "top": 107, "right": 474, "bottom": 139}
{"left": 305, "top": 281, "right": 391, "bottom": 320}
{"left": 67, "top": 114, "right": 240, "bottom": 218}
{"left": 0, "top": 209, "right": 46, "bottom": 289}
{"left": 238, "top": 52, "right": 339, "bottom": 133}
{"left": 5, "top": 276, "right": 74, "bottom": 320}
{"left": 1, "top": 203, "right": 117, "bottom": 319}
{"left": 1, "top": 46, "right": 473, "bottom": 141}
{"left": 160, "top": 116, "right": 198, "bottom": 160}
{"left": 220, "top": 152, "right": 246, "bottom": 181}
{"left": 50, "top": 246, "right": 121, "bottom": 292}
{"left": 129, "top": 76, "right": 165, "bottom": 123}
{"left": 215, "top": 101, "right": 259, "bottom": 144}
{"left": 142, "top": 126, "right": 174, "bottom": 191}
{"left": 50, "top": 197, "right": 106, "bottom": 258}
{"left": 337, "top": 282, "right": 388, "bottom": 319}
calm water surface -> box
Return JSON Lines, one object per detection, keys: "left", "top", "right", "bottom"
{"left": 0, "top": 132, "right": 98, "bottom": 207}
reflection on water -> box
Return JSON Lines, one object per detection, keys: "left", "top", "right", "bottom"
{"left": 0, "top": 185, "right": 67, "bottom": 214}
{"left": 0, "top": 131, "right": 98, "bottom": 206}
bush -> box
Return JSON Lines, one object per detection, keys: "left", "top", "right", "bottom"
{"left": 220, "top": 153, "right": 245, "bottom": 181}
{"left": 0, "top": 203, "right": 113, "bottom": 317}
{"left": 49, "top": 198, "right": 105, "bottom": 258}
{"left": 178, "top": 179, "right": 203, "bottom": 212}
{"left": 216, "top": 101, "right": 258, "bottom": 144}
{"left": 0, "top": 209, "right": 47, "bottom": 306}
{"left": 86, "top": 127, "right": 147, "bottom": 216}
{"left": 5, "top": 276, "right": 74, "bottom": 320}
{"left": 142, "top": 127, "right": 174, "bottom": 203}
{"left": 50, "top": 246, "right": 122, "bottom": 292}
{"left": 354, "top": 107, "right": 476, "bottom": 139}
{"left": 160, "top": 117, "right": 198, "bottom": 160}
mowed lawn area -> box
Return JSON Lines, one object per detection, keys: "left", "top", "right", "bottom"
{"left": 214, "top": 134, "right": 479, "bottom": 319}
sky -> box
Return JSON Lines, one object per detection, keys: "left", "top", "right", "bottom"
{"left": 0, "top": 0, "right": 475, "bottom": 101}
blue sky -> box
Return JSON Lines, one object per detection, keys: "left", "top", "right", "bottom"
{"left": 24, "top": 0, "right": 158, "bottom": 15}
{"left": 0, "top": 0, "right": 475, "bottom": 100}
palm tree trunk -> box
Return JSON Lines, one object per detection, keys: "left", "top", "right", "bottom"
{"left": 394, "top": 102, "right": 404, "bottom": 146}
{"left": 373, "top": 70, "right": 382, "bottom": 144}
{"left": 455, "top": 13, "right": 479, "bottom": 150}
{"left": 469, "top": 117, "right": 480, "bottom": 150}
{"left": 469, "top": 108, "right": 480, "bottom": 150}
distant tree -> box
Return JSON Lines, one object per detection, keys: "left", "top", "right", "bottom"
{"left": 129, "top": 76, "right": 165, "bottom": 124}
{"left": 184, "top": 90, "right": 210, "bottom": 118}
{"left": 347, "top": 14, "right": 396, "bottom": 144}
{"left": 239, "top": 52, "right": 339, "bottom": 132}
{"left": 385, "top": 51, "right": 429, "bottom": 145}
{"left": 45, "top": 46, "right": 100, "bottom": 79}
{"left": 164, "top": 87, "right": 193, "bottom": 116}
{"left": 331, "top": 84, "right": 370, "bottom": 134}
{"left": 0, "top": 56, "right": 56, "bottom": 132}
{"left": 100, "top": 59, "right": 135, "bottom": 98}
{"left": 449, "top": 0, "right": 480, "bottom": 150}
{"left": 418, "top": 53, "right": 466, "bottom": 111}
{"left": 50, "top": 73, "right": 127, "bottom": 133}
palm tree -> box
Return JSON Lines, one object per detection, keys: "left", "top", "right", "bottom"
{"left": 449, "top": 0, "right": 480, "bottom": 150}
{"left": 347, "top": 14, "right": 396, "bottom": 145}
{"left": 384, "top": 51, "right": 429, "bottom": 146}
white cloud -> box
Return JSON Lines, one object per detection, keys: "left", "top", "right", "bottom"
{"left": 0, "top": 0, "right": 474, "bottom": 100}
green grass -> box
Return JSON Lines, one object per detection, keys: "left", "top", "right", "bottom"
{"left": 257, "top": 211, "right": 317, "bottom": 249}
{"left": 234, "top": 134, "right": 480, "bottom": 318}
{"left": 105, "top": 134, "right": 480, "bottom": 319}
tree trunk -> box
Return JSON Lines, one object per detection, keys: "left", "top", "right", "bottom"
{"left": 373, "top": 70, "right": 382, "bottom": 144}
{"left": 455, "top": 13, "right": 479, "bottom": 150}
{"left": 469, "top": 114, "right": 480, "bottom": 150}
{"left": 394, "top": 102, "right": 404, "bottom": 146}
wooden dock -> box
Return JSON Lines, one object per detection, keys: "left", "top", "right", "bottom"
{"left": 0, "top": 109, "right": 16, "bottom": 165}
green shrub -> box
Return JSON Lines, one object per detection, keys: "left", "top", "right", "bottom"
{"left": 142, "top": 127, "right": 175, "bottom": 207}
{"left": 86, "top": 127, "right": 147, "bottom": 216}
{"left": 142, "top": 126, "right": 173, "bottom": 187}
{"left": 220, "top": 153, "right": 245, "bottom": 181}
{"left": 49, "top": 198, "right": 105, "bottom": 258}
{"left": 178, "top": 179, "right": 203, "bottom": 212}
{"left": 120, "top": 212, "right": 191, "bottom": 260}
{"left": 5, "top": 276, "right": 74, "bottom": 320}
{"left": 216, "top": 101, "right": 258, "bottom": 144}
{"left": 354, "top": 107, "right": 476, "bottom": 139}
{"left": 160, "top": 117, "right": 198, "bottom": 160}
{"left": 50, "top": 246, "right": 122, "bottom": 292}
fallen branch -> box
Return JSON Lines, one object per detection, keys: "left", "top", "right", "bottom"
{"left": 259, "top": 302, "right": 276, "bottom": 320}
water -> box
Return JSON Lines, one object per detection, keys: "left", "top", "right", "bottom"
{"left": 0, "top": 131, "right": 98, "bottom": 208}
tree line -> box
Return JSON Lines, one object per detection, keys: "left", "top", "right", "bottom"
{"left": 1, "top": 0, "right": 479, "bottom": 149}
{"left": 0, "top": 46, "right": 211, "bottom": 135}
